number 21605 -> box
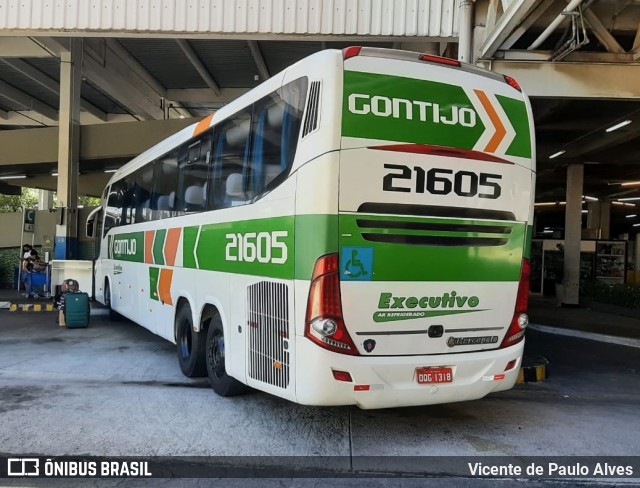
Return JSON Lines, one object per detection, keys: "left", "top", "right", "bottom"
{"left": 225, "top": 231, "right": 288, "bottom": 264}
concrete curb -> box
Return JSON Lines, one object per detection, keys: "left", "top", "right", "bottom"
{"left": 529, "top": 323, "right": 640, "bottom": 349}
{"left": 8, "top": 303, "right": 55, "bottom": 312}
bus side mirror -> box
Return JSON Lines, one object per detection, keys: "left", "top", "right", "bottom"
{"left": 86, "top": 206, "right": 102, "bottom": 239}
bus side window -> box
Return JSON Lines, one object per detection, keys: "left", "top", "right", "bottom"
{"left": 152, "top": 148, "right": 179, "bottom": 220}
{"left": 132, "top": 163, "right": 155, "bottom": 223}
{"left": 104, "top": 180, "right": 125, "bottom": 236}
{"left": 247, "top": 77, "right": 308, "bottom": 200}
{"left": 176, "top": 131, "right": 212, "bottom": 213}
{"left": 208, "top": 111, "right": 252, "bottom": 210}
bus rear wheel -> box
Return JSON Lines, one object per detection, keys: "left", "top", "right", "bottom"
{"left": 205, "top": 311, "right": 247, "bottom": 397}
{"left": 176, "top": 304, "right": 206, "bottom": 378}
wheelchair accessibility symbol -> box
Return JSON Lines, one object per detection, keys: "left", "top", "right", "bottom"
{"left": 341, "top": 247, "right": 373, "bottom": 281}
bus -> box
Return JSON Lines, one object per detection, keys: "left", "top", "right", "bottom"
{"left": 87, "top": 47, "right": 535, "bottom": 409}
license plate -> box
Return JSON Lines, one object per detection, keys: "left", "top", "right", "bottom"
{"left": 416, "top": 367, "right": 453, "bottom": 384}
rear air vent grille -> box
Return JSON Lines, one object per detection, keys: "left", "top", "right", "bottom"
{"left": 357, "top": 203, "right": 516, "bottom": 222}
{"left": 302, "top": 81, "right": 321, "bottom": 138}
{"left": 247, "top": 281, "right": 290, "bottom": 389}
{"left": 355, "top": 206, "right": 514, "bottom": 248}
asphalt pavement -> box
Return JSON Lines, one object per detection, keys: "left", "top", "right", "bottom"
{"left": 0, "top": 307, "right": 638, "bottom": 486}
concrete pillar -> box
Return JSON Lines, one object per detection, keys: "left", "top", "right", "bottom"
{"left": 55, "top": 39, "right": 82, "bottom": 259}
{"left": 38, "top": 190, "right": 54, "bottom": 211}
{"left": 563, "top": 164, "right": 584, "bottom": 306}
{"left": 586, "top": 201, "right": 611, "bottom": 239}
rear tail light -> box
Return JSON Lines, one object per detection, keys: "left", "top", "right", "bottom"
{"left": 504, "top": 75, "right": 522, "bottom": 92}
{"left": 305, "top": 254, "right": 359, "bottom": 356}
{"left": 500, "top": 258, "right": 531, "bottom": 349}
{"left": 419, "top": 54, "right": 461, "bottom": 67}
{"left": 343, "top": 46, "right": 362, "bottom": 60}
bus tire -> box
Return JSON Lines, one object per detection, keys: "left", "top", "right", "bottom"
{"left": 205, "top": 311, "right": 247, "bottom": 397}
{"left": 176, "top": 304, "right": 207, "bottom": 378}
{"left": 105, "top": 280, "right": 123, "bottom": 321}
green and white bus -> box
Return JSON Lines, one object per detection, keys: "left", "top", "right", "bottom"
{"left": 87, "top": 47, "right": 535, "bottom": 409}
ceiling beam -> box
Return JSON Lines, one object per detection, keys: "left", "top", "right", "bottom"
{"left": 0, "top": 79, "right": 58, "bottom": 120}
{"left": 176, "top": 39, "right": 221, "bottom": 96}
{"left": 500, "top": 0, "right": 555, "bottom": 50}
{"left": 247, "top": 40, "right": 270, "bottom": 81}
{"left": 632, "top": 23, "right": 640, "bottom": 60}
{"left": 82, "top": 40, "right": 166, "bottom": 120}
{"left": 582, "top": 9, "right": 625, "bottom": 54}
{"left": 491, "top": 60, "right": 640, "bottom": 99}
{"left": 0, "top": 109, "right": 8, "bottom": 120}
{"left": 0, "top": 58, "right": 108, "bottom": 122}
{"left": 0, "top": 37, "right": 55, "bottom": 57}
{"left": 166, "top": 88, "right": 250, "bottom": 104}
{"left": 496, "top": 49, "right": 634, "bottom": 63}
{"left": 478, "top": 0, "right": 540, "bottom": 59}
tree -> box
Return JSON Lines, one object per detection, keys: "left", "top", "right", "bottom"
{"left": 0, "top": 188, "right": 101, "bottom": 213}
{"left": 0, "top": 188, "right": 39, "bottom": 213}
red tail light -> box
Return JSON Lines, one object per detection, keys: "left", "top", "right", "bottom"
{"left": 343, "top": 46, "right": 362, "bottom": 60}
{"left": 419, "top": 54, "right": 461, "bottom": 67}
{"left": 504, "top": 75, "right": 522, "bottom": 92}
{"left": 305, "top": 254, "right": 359, "bottom": 356}
{"left": 500, "top": 258, "right": 531, "bottom": 348}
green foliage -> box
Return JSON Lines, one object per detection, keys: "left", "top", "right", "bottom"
{"left": 0, "top": 247, "right": 20, "bottom": 287}
{"left": 0, "top": 188, "right": 101, "bottom": 213}
{"left": 0, "top": 188, "right": 39, "bottom": 213}
{"left": 581, "top": 281, "right": 640, "bottom": 309}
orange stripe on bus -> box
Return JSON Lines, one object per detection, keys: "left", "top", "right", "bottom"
{"left": 193, "top": 114, "right": 214, "bottom": 137}
{"left": 474, "top": 89, "right": 506, "bottom": 154}
{"left": 164, "top": 228, "right": 181, "bottom": 267}
{"left": 145, "top": 231, "right": 155, "bottom": 264}
{"left": 158, "top": 269, "right": 174, "bottom": 306}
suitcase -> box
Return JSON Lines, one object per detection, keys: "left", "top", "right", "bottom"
{"left": 64, "top": 292, "right": 90, "bottom": 328}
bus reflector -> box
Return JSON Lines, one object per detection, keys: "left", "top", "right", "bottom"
{"left": 343, "top": 46, "right": 362, "bottom": 60}
{"left": 419, "top": 54, "right": 461, "bottom": 67}
{"left": 500, "top": 259, "right": 531, "bottom": 348}
{"left": 332, "top": 370, "right": 353, "bottom": 382}
{"left": 305, "top": 254, "right": 359, "bottom": 356}
{"left": 505, "top": 359, "right": 518, "bottom": 372}
{"left": 504, "top": 75, "right": 522, "bottom": 92}
{"left": 354, "top": 385, "right": 370, "bottom": 391}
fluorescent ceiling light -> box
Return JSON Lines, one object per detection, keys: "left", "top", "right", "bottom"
{"left": 621, "top": 181, "right": 640, "bottom": 186}
{"left": 51, "top": 172, "right": 58, "bottom": 176}
{"left": 581, "top": 210, "right": 588, "bottom": 213}
{"left": 549, "top": 150, "right": 566, "bottom": 159}
{"left": 542, "top": 230, "right": 553, "bottom": 233}
{"left": 104, "top": 169, "right": 117, "bottom": 173}
{"left": 583, "top": 195, "right": 598, "bottom": 201}
{"left": 626, "top": 215, "right": 637, "bottom": 218}
{"left": 0, "top": 175, "right": 27, "bottom": 180}
{"left": 634, "top": 223, "right": 640, "bottom": 227}
{"left": 606, "top": 120, "right": 631, "bottom": 133}
{"left": 612, "top": 201, "right": 636, "bottom": 207}
{"left": 534, "top": 202, "right": 557, "bottom": 206}
{"left": 618, "top": 197, "right": 640, "bottom": 202}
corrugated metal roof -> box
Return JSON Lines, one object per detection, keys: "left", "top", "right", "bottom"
{"left": 0, "top": 62, "right": 59, "bottom": 111}
{"left": 190, "top": 40, "right": 260, "bottom": 87}
{"left": 0, "top": 0, "right": 459, "bottom": 37}
{"left": 81, "top": 81, "right": 129, "bottom": 114}
{"left": 119, "top": 39, "right": 209, "bottom": 89}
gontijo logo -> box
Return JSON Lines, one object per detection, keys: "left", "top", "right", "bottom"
{"left": 113, "top": 238, "right": 137, "bottom": 256}
{"left": 348, "top": 94, "right": 477, "bottom": 128}
{"left": 373, "top": 291, "right": 485, "bottom": 323}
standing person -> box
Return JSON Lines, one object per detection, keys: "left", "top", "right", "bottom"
{"left": 21, "top": 250, "right": 35, "bottom": 297}
{"left": 22, "top": 243, "right": 33, "bottom": 260}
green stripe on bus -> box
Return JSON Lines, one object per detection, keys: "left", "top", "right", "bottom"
{"left": 342, "top": 71, "right": 485, "bottom": 150}
{"left": 496, "top": 94, "right": 531, "bottom": 158}
{"left": 183, "top": 227, "right": 199, "bottom": 269}
{"left": 339, "top": 215, "right": 526, "bottom": 282}
{"left": 295, "top": 214, "right": 339, "bottom": 280}
{"left": 111, "top": 231, "right": 144, "bottom": 262}
{"left": 149, "top": 267, "right": 159, "bottom": 301}
{"left": 153, "top": 229, "right": 166, "bottom": 265}
{"left": 193, "top": 216, "right": 295, "bottom": 279}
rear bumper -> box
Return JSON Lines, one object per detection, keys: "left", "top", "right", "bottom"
{"left": 294, "top": 336, "right": 524, "bottom": 409}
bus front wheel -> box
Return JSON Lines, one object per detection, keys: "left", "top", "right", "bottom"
{"left": 205, "top": 311, "right": 247, "bottom": 397}
{"left": 175, "top": 304, "right": 206, "bottom": 378}
{"left": 105, "top": 281, "right": 123, "bottom": 321}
